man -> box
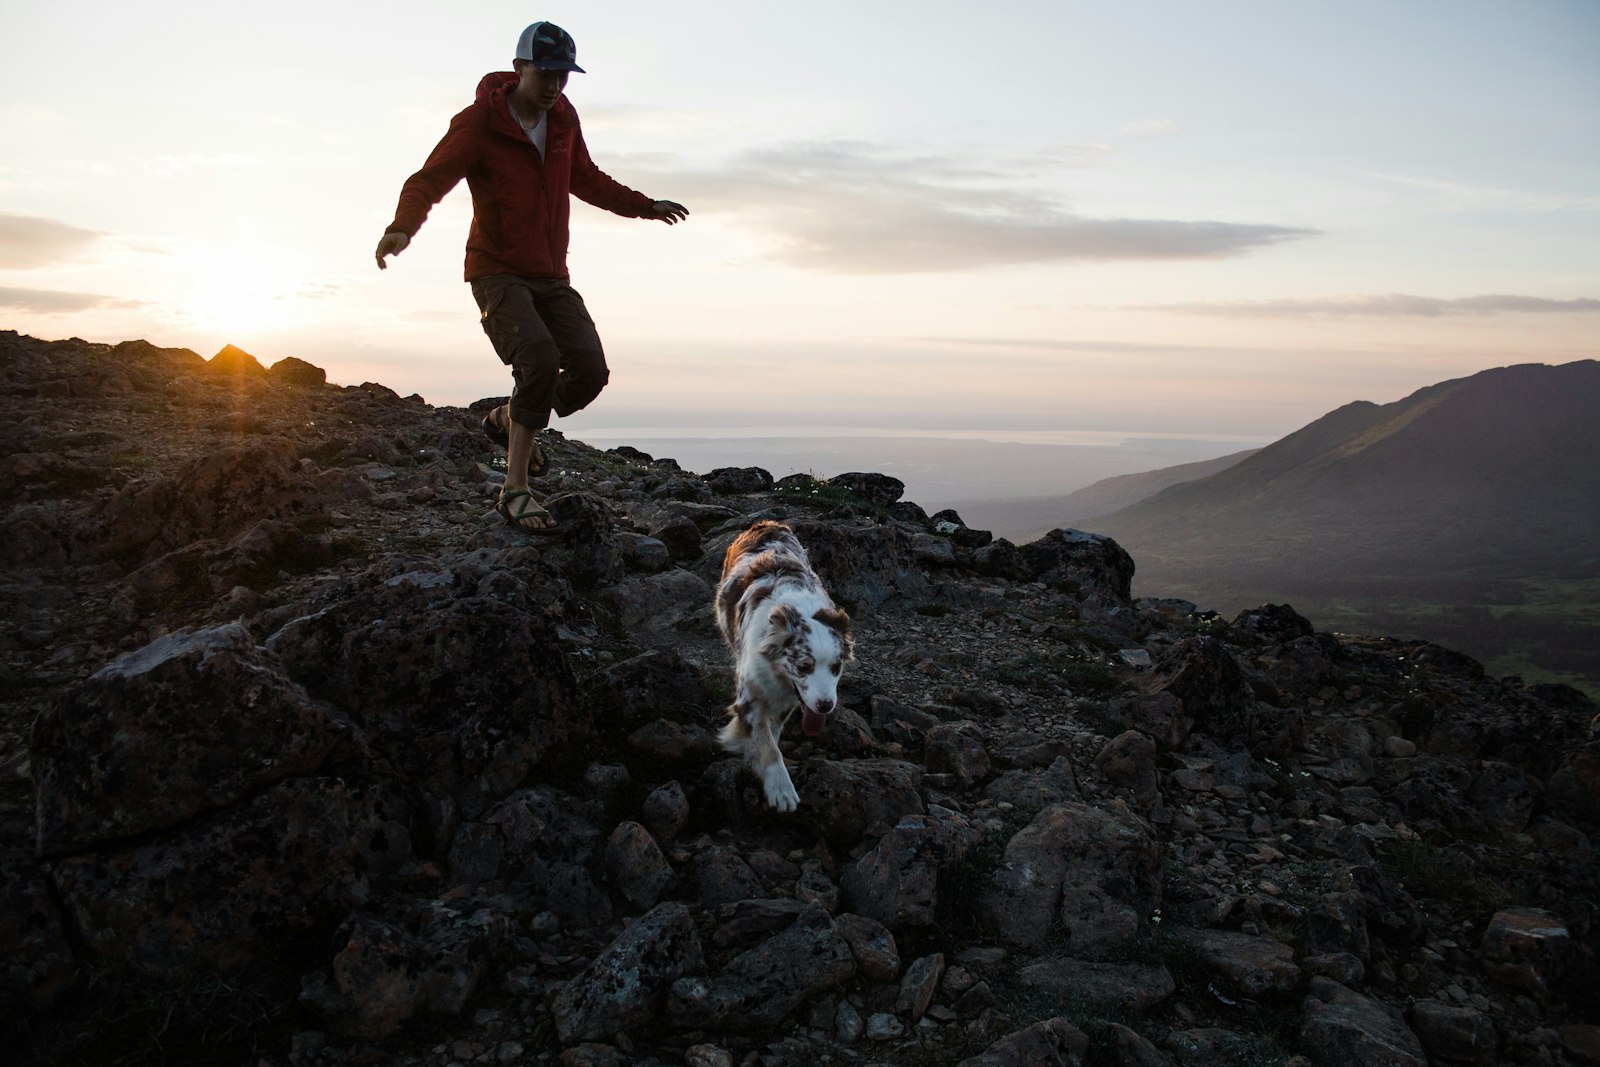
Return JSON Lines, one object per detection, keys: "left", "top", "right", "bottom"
{"left": 375, "top": 21, "right": 687, "bottom": 531}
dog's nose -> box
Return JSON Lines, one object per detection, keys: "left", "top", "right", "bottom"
{"left": 815, "top": 698, "right": 834, "bottom": 714}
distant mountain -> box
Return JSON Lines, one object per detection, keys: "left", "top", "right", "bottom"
{"left": 958, "top": 449, "right": 1257, "bottom": 543}
{"left": 1089, "top": 360, "right": 1600, "bottom": 688}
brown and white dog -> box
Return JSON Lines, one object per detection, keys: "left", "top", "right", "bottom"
{"left": 715, "top": 521, "right": 853, "bottom": 811}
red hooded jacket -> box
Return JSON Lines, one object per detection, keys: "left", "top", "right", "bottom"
{"left": 386, "top": 72, "right": 655, "bottom": 281}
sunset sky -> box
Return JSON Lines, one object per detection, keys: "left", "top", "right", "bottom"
{"left": 3, "top": 0, "right": 1596, "bottom": 441}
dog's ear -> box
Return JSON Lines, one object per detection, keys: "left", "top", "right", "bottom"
{"left": 814, "top": 606, "right": 854, "bottom": 661}
{"left": 760, "top": 604, "right": 805, "bottom": 659}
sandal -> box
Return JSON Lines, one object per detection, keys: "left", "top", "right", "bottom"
{"left": 481, "top": 409, "right": 510, "bottom": 449}
{"left": 482, "top": 407, "right": 551, "bottom": 478}
{"left": 496, "top": 488, "right": 559, "bottom": 532}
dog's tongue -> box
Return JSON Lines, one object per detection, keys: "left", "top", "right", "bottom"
{"left": 801, "top": 706, "right": 829, "bottom": 736}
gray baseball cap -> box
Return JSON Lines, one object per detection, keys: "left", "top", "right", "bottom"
{"left": 515, "top": 22, "right": 585, "bottom": 73}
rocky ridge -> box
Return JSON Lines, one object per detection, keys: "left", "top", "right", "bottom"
{"left": 2, "top": 330, "right": 1597, "bottom": 1067}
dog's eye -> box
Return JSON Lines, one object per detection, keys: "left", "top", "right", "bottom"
{"left": 798, "top": 664, "right": 813, "bottom": 676}
{"left": 830, "top": 663, "right": 841, "bottom": 676}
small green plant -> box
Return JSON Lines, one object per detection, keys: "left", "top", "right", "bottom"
{"left": 1378, "top": 836, "right": 1522, "bottom": 918}
{"left": 768, "top": 474, "right": 887, "bottom": 517}
{"left": 994, "top": 652, "right": 1120, "bottom": 697}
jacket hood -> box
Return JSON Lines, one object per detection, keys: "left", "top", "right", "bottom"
{"left": 476, "top": 71, "right": 518, "bottom": 103}
{"left": 476, "top": 71, "right": 572, "bottom": 131}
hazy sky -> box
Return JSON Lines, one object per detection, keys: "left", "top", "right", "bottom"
{"left": 3, "top": 0, "right": 1596, "bottom": 438}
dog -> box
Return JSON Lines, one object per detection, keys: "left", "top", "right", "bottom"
{"left": 715, "top": 521, "right": 853, "bottom": 812}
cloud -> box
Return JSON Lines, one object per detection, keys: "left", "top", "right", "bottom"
{"left": 1141, "top": 293, "right": 1600, "bottom": 318}
{"left": 1361, "top": 172, "right": 1600, "bottom": 213}
{"left": 0, "top": 213, "right": 105, "bottom": 269}
{"left": 0, "top": 286, "right": 146, "bottom": 313}
{"left": 623, "top": 141, "right": 1316, "bottom": 274}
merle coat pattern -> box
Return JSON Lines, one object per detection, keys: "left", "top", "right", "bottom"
{"left": 715, "top": 521, "right": 853, "bottom": 811}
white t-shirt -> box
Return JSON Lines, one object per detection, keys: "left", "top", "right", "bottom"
{"left": 521, "top": 112, "right": 548, "bottom": 158}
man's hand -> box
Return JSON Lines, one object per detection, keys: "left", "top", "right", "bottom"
{"left": 375, "top": 230, "right": 410, "bottom": 269}
{"left": 644, "top": 200, "right": 689, "bottom": 225}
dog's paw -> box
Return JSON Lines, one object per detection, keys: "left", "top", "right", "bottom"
{"left": 762, "top": 764, "right": 800, "bottom": 813}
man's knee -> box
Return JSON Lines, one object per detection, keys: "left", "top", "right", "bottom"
{"left": 559, "top": 351, "right": 609, "bottom": 414}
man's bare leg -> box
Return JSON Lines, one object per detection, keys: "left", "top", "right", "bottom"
{"left": 500, "top": 412, "right": 554, "bottom": 529}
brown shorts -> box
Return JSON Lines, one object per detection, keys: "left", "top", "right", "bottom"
{"left": 470, "top": 274, "right": 610, "bottom": 430}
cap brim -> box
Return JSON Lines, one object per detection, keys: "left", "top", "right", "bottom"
{"left": 534, "top": 60, "right": 585, "bottom": 73}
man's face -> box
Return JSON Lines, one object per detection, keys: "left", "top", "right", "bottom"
{"left": 517, "top": 64, "right": 569, "bottom": 110}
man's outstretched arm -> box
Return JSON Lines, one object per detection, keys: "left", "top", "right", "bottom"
{"left": 641, "top": 200, "right": 690, "bottom": 225}
{"left": 375, "top": 230, "right": 410, "bottom": 269}
{"left": 374, "top": 104, "right": 476, "bottom": 270}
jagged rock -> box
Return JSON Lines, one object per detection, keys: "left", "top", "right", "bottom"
{"left": 1305, "top": 889, "right": 1371, "bottom": 964}
{"left": 797, "top": 758, "right": 926, "bottom": 847}
{"left": 0, "top": 856, "right": 77, "bottom": 1009}
{"left": 586, "top": 649, "right": 713, "bottom": 732}
{"left": 667, "top": 902, "right": 856, "bottom": 1032}
{"left": 972, "top": 538, "right": 1031, "bottom": 580}
{"left": 1409, "top": 999, "right": 1498, "bottom": 1065}
{"left": 912, "top": 531, "right": 959, "bottom": 566}
{"left": 32, "top": 622, "right": 360, "bottom": 855}
{"left": 648, "top": 513, "right": 705, "bottom": 560}
{"left": 711, "top": 899, "right": 808, "bottom": 948}
{"left": 605, "top": 821, "right": 675, "bottom": 908}
{"left": 691, "top": 846, "right": 766, "bottom": 907}
{"left": 301, "top": 902, "right": 512, "bottom": 1039}
{"left": 985, "top": 756, "right": 1081, "bottom": 815}
{"left": 1467, "top": 760, "right": 1539, "bottom": 833}
{"left": 1095, "top": 729, "right": 1159, "bottom": 804}
{"left": 1302, "top": 951, "right": 1365, "bottom": 985}
{"left": 781, "top": 517, "right": 931, "bottom": 610}
{"left": 1016, "top": 959, "right": 1175, "bottom": 1012}
{"left": 704, "top": 466, "right": 773, "bottom": 494}
{"left": 839, "top": 809, "right": 978, "bottom": 928}
{"left": 52, "top": 777, "right": 411, "bottom": 974}
{"left": 1169, "top": 926, "right": 1301, "bottom": 998}
{"left": 1153, "top": 636, "right": 1258, "bottom": 740}
{"left": 270, "top": 355, "right": 327, "bottom": 386}
{"left": 447, "top": 786, "right": 611, "bottom": 923}
{"left": 207, "top": 343, "right": 268, "bottom": 376}
{"left": 1106, "top": 1023, "right": 1179, "bottom": 1067}
{"left": 1017, "top": 528, "right": 1135, "bottom": 609}
{"left": 541, "top": 491, "right": 625, "bottom": 584}
{"left": 684, "top": 1045, "right": 735, "bottom": 1067}
{"left": 827, "top": 471, "right": 904, "bottom": 505}
{"left": 619, "top": 531, "right": 672, "bottom": 571}
{"left": 1300, "top": 978, "right": 1427, "bottom": 1067}
{"left": 833, "top": 912, "right": 901, "bottom": 982}
{"left": 553, "top": 902, "right": 706, "bottom": 1043}
{"left": 958, "top": 1017, "right": 1089, "bottom": 1067}
{"left": 1478, "top": 906, "right": 1571, "bottom": 1000}
{"left": 1228, "top": 603, "right": 1316, "bottom": 645}
{"left": 796, "top": 868, "right": 840, "bottom": 912}
{"left": 1108, "top": 691, "right": 1194, "bottom": 751}
{"left": 1562, "top": 1025, "right": 1600, "bottom": 1066}
{"left": 642, "top": 780, "right": 690, "bottom": 841}
{"left": 804, "top": 704, "right": 883, "bottom": 758}
{"left": 90, "top": 440, "right": 331, "bottom": 564}
{"left": 265, "top": 563, "right": 587, "bottom": 836}
{"left": 926, "top": 721, "right": 992, "bottom": 785}
{"left": 979, "top": 802, "right": 1161, "bottom": 955}
{"left": 628, "top": 717, "right": 722, "bottom": 768}
{"left": 896, "top": 952, "right": 944, "bottom": 1022}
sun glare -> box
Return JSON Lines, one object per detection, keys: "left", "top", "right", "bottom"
{"left": 177, "top": 249, "right": 296, "bottom": 334}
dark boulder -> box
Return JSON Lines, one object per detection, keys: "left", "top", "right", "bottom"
{"left": 32, "top": 622, "right": 361, "bottom": 855}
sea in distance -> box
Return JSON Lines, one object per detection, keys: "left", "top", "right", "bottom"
{"left": 571, "top": 424, "right": 1270, "bottom": 540}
